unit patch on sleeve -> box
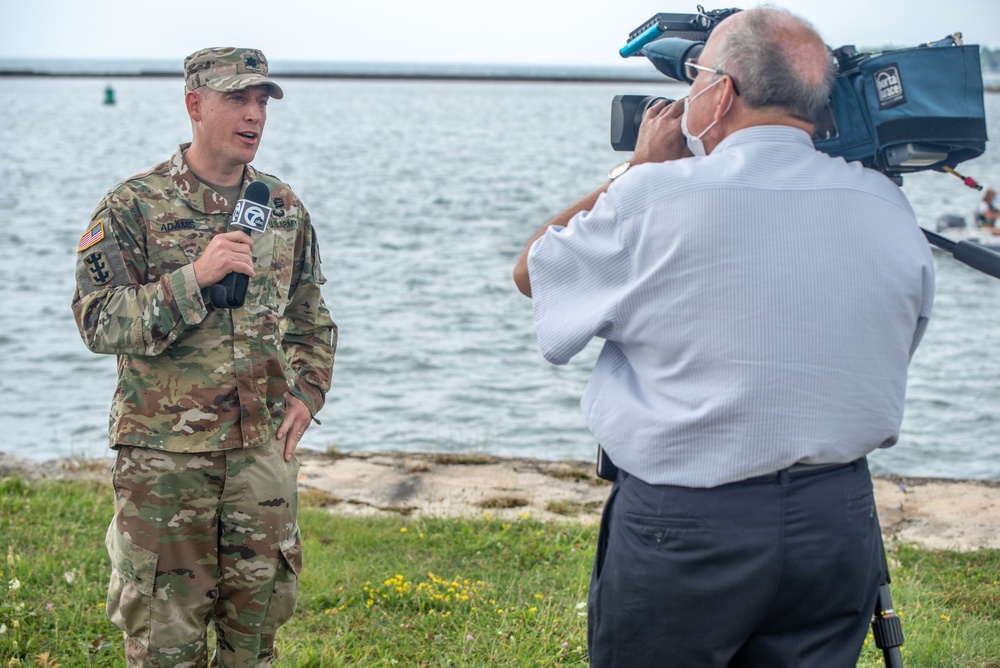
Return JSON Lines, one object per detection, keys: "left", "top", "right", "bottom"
{"left": 74, "top": 221, "right": 130, "bottom": 297}
{"left": 77, "top": 220, "right": 105, "bottom": 253}
{"left": 83, "top": 251, "right": 115, "bottom": 286}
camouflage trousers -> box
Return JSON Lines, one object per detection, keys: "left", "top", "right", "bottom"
{"left": 105, "top": 437, "right": 301, "bottom": 667}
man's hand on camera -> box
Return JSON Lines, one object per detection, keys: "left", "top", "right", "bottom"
{"left": 632, "top": 99, "right": 691, "bottom": 166}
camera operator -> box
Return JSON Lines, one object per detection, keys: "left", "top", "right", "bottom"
{"left": 513, "top": 7, "right": 934, "bottom": 667}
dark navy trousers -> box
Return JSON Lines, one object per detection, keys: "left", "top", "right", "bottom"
{"left": 587, "top": 459, "right": 882, "bottom": 668}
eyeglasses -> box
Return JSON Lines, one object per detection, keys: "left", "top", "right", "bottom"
{"left": 684, "top": 59, "right": 741, "bottom": 96}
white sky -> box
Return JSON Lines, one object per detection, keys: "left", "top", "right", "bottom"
{"left": 1, "top": 0, "right": 997, "bottom": 66}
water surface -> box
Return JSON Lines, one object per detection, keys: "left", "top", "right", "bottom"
{"left": 1, "top": 76, "right": 997, "bottom": 479}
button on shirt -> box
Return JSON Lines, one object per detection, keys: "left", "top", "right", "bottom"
{"left": 528, "top": 126, "right": 934, "bottom": 488}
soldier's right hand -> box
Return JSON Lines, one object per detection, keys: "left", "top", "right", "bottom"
{"left": 192, "top": 230, "right": 256, "bottom": 289}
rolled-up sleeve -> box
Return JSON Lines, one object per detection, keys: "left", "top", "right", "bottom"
{"left": 528, "top": 191, "right": 630, "bottom": 365}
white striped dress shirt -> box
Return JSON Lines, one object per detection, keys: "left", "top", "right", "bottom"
{"left": 529, "top": 126, "right": 935, "bottom": 487}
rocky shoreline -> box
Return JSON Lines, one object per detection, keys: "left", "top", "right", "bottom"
{"left": 2, "top": 449, "right": 998, "bottom": 552}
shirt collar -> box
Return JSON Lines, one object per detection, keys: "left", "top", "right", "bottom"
{"left": 712, "top": 125, "right": 815, "bottom": 154}
{"left": 170, "top": 143, "right": 258, "bottom": 214}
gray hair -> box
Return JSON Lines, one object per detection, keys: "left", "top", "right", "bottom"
{"left": 712, "top": 8, "right": 836, "bottom": 123}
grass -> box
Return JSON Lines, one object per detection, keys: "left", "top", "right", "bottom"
{"left": 1, "top": 477, "right": 998, "bottom": 667}
{"left": 544, "top": 500, "right": 604, "bottom": 516}
{"left": 544, "top": 469, "right": 610, "bottom": 487}
{"left": 474, "top": 496, "right": 531, "bottom": 509}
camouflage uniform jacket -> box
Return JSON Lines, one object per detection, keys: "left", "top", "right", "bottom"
{"left": 72, "top": 144, "right": 336, "bottom": 453}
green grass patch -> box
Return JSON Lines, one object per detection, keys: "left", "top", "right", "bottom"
{"left": 474, "top": 496, "right": 531, "bottom": 509}
{"left": 544, "top": 468, "right": 610, "bottom": 487}
{"left": 1, "top": 477, "right": 998, "bottom": 667}
{"left": 299, "top": 487, "right": 342, "bottom": 508}
{"left": 426, "top": 454, "right": 493, "bottom": 466}
{"left": 318, "top": 447, "right": 347, "bottom": 461}
{"left": 545, "top": 500, "right": 604, "bottom": 516}
{"left": 854, "top": 544, "right": 1000, "bottom": 668}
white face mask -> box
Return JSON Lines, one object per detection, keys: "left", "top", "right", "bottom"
{"left": 680, "top": 77, "right": 730, "bottom": 157}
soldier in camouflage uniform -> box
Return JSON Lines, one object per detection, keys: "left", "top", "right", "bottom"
{"left": 71, "top": 47, "right": 336, "bottom": 667}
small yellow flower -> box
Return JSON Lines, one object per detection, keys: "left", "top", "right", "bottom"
{"left": 399, "top": 527, "right": 407, "bottom": 533}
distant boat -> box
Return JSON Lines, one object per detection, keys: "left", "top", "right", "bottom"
{"left": 933, "top": 213, "right": 1000, "bottom": 250}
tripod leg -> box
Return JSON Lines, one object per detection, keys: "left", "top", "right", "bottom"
{"left": 871, "top": 529, "right": 905, "bottom": 667}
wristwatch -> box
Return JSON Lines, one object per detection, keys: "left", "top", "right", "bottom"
{"left": 608, "top": 161, "right": 631, "bottom": 180}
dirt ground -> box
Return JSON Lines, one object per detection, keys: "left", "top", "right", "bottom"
{"left": 3, "top": 449, "right": 997, "bottom": 551}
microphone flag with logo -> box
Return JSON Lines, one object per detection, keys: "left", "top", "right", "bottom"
{"left": 209, "top": 181, "right": 272, "bottom": 309}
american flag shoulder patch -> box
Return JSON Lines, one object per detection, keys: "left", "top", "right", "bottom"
{"left": 77, "top": 220, "right": 105, "bottom": 253}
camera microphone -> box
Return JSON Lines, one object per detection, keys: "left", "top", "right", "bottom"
{"left": 209, "top": 181, "right": 272, "bottom": 309}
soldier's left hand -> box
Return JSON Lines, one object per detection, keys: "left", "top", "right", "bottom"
{"left": 277, "top": 393, "right": 311, "bottom": 461}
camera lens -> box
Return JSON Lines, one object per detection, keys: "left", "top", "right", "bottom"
{"left": 634, "top": 96, "right": 668, "bottom": 129}
{"left": 611, "top": 95, "right": 676, "bottom": 152}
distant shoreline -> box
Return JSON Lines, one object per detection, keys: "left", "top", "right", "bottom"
{"left": 0, "top": 70, "right": 669, "bottom": 85}
{"left": 3, "top": 69, "right": 997, "bottom": 92}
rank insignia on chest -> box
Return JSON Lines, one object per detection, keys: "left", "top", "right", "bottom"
{"left": 84, "top": 251, "right": 114, "bottom": 286}
{"left": 77, "top": 220, "right": 105, "bottom": 253}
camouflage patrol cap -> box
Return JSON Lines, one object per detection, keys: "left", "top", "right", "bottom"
{"left": 184, "top": 47, "right": 284, "bottom": 99}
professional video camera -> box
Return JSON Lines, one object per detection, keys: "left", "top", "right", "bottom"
{"left": 610, "top": 6, "right": 988, "bottom": 180}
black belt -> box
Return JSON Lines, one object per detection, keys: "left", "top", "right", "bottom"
{"left": 746, "top": 459, "right": 862, "bottom": 484}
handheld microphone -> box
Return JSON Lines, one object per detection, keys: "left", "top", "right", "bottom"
{"left": 209, "top": 181, "right": 272, "bottom": 309}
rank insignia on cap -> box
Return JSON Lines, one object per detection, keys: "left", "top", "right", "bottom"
{"left": 245, "top": 55, "right": 259, "bottom": 70}
{"left": 77, "top": 220, "right": 105, "bottom": 253}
